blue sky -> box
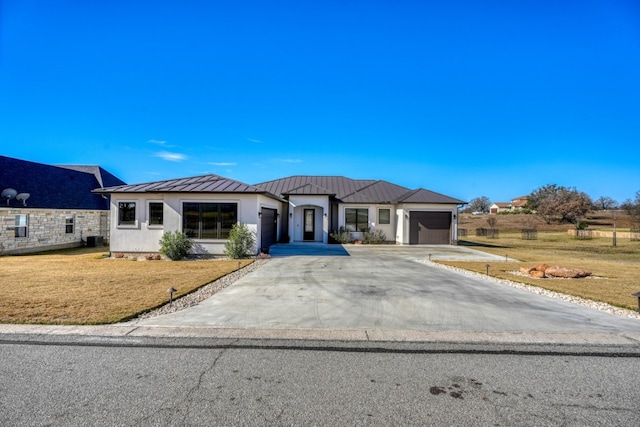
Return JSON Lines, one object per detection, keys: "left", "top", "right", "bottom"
{"left": 1, "top": 0, "right": 639, "bottom": 204}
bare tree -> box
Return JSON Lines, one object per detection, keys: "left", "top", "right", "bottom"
{"left": 467, "top": 196, "right": 491, "bottom": 214}
{"left": 594, "top": 196, "right": 618, "bottom": 210}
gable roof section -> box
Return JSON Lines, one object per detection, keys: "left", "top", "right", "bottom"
{"left": 256, "top": 176, "right": 464, "bottom": 205}
{"left": 256, "top": 176, "right": 375, "bottom": 200}
{"left": 0, "top": 155, "right": 126, "bottom": 210}
{"left": 283, "top": 183, "right": 335, "bottom": 196}
{"left": 395, "top": 188, "right": 466, "bottom": 204}
{"left": 96, "top": 174, "right": 284, "bottom": 201}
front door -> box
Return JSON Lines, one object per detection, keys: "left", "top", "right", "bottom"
{"left": 303, "top": 209, "right": 315, "bottom": 241}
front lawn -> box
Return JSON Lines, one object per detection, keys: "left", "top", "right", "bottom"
{"left": 0, "top": 248, "right": 252, "bottom": 324}
{"left": 447, "top": 232, "right": 640, "bottom": 311}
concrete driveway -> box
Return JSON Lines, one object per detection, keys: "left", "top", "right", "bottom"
{"left": 135, "top": 244, "right": 639, "bottom": 338}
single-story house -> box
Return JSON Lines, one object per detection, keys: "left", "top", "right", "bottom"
{"left": 0, "top": 155, "right": 126, "bottom": 255}
{"left": 95, "top": 173, "right": 465, "bottom": 256}
{"left": 490, "top": 196, "right": 530, "bottom": 214}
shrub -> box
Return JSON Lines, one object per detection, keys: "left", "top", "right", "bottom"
{"left": 224, "top": 223, "right": 255, "bottom": 259}
{"left": 159, "top": 231, "right": 193, "bottom": 260}
{"left": 362, "top": 228, "right": 386, "bottom": 244}
{"left": 330, "top": 227, "right": 352, "bottom": 244}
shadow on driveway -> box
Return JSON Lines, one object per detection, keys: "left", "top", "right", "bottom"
{"left": 269, "top": 243, "right": 350, "bottom": 257}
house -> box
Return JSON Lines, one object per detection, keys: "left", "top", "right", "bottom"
{"left": 96, "top": 173, "right": 465, "bottom": 256}
{"left": 0, "top": 155, "right": 126, "bottom": 255}
{"left": 489, "top": 196, "right": 530, "bottom": 214}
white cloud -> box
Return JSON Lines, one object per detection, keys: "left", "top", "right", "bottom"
{"left": 147, "top": 139, "right": 167, "bottom": 145}
{"left": 154, "top": 151, "right": 187, "bottom": 162}
{"left": 277, "top": 158, "right": 303, "bottom": 164}
{"left": 247, "top": 138, "right": 262, "bottom": 143}
{"left": 209, "top": 162, "right": 237, "bottom": 166}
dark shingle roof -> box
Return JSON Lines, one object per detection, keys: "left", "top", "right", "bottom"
{"left": 0, "top": 155, "right": 126, "bottom": 210}
{"left": 96, "top": 174, "right": 284, "bottom": 201}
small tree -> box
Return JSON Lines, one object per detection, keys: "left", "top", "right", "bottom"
{"left": 159, "top": 231, "right": 193, "bottom": 260}
{"left": 224, "top": 223, "right": 255, "bottom": 259}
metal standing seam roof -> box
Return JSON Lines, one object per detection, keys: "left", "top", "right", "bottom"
{"left": 255, "top": 176, "right": 465, "bottom": 204}
{"left": 94, "top": 174, "right": 285, "bottom": 201}
{"left": 256, "top": 176, "right": 378, "bottom": 200}
{"left": 394, "top": 188, "right": 466, "bottom": 204}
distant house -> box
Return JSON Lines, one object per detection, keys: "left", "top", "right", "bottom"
{"left": 96, "top": 174, "right": 466, "bottom": 256}
{"left": 0, "top": 155, "right": 125, "bottom": 255}
{"left": 489, "top": 196, "right": 529, "bottom": 214}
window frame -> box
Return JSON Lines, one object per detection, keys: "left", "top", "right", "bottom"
{"left": 148, "top": 201, "right": 164, "bottom": 227}
{"left": 345, "top": 208, "right": 369, "bottom": 232}
{"left": 65, "top": 215, "right": 75, "bottom": 234}
{"left": 182, "top": 202, "right": 238, "bottom": 240}
{"left": 378, "top": 208, "right": 391, "bottom": 225}
{"left": 15, "top": 214, "right": 28, "bottom": 238}
{"left": 117, "top": 201, "right": 137, "bottom": 227}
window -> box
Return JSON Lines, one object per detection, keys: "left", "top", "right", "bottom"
{"left": 345, "top": 208, "right": 368, "bottom": 232}
{"left": 15, "top": 214, "right": 28, "bottom": 238}
{"left": 148, "top": 202, "right": 164, "bottom": 226}
{"left": 118, "top": 202, "right": 136, "bottom": 226}
{"left": 183, "top": 202, "right": 237, "bottom": 239}
{"left": 378, "top": 208, "right": 391, "bottom": 225}
{"left": 65, "top": 215, "right": 74, "bottom": 234}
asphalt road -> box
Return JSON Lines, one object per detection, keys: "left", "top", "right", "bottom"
{"left": 1, "top": 337, "right": 639, "bottom": 426}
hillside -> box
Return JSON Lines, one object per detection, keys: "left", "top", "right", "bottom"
{"left": 458, "top": 211, "right": 635, "bottom": 233}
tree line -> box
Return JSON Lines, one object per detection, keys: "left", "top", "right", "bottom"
{"left": 465, "top": 185, "right": 640, "bottom": 226}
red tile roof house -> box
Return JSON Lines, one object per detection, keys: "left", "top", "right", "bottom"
{"left": 95, "top": 174, "right": 465, "bottom": 256}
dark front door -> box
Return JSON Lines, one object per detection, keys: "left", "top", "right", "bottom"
{"left": 303, "top": 209, "right": 315, "bottom": 241}
{"left": 260, "top": 208, "right": 277, "bottom": 251}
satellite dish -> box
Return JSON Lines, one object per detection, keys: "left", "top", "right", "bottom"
{"left": 1, "top": 188, "right": 17, "bottom": 205}
{"left": 16, "top": 193, "right": 30, "bottom": 206}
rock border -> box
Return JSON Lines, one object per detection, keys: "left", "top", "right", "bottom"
{"left": 133, "top": 259, "right": 270, "bottom": 320}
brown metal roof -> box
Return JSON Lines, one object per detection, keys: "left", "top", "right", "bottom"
{"left": 256, "top": 176, "right": 464, "bottom": 205}
{"left": 394, "top": 188, "right": 466, "bottom": 204}
{"left": 256, "top": 176, "right": 376, "bottom": 200}
{"left": 95, "top": 174, "right": 282, "bottom": 200}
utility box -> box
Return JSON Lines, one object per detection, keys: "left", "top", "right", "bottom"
{"left": 86, "top": 236, "right": 104, "bottom": 247}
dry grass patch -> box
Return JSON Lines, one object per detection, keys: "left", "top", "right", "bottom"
{"left": 444, "top": 233, "right": 640, "bottom": 310}
{"left": 0, "top": 248, "right": 253, "bottom": 324}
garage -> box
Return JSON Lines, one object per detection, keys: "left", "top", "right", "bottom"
{"left": 409, "top": 211, "right": 452, "bottom": 244}
{"left": 260, "top": 208, "right": 278, "bottom": 252}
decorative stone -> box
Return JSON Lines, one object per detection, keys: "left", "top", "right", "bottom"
{"left": 545, "top": 266, "right": 592, "bottom": 278}
{"left": 530, "top": 270, "right": 546, "bottom": 278}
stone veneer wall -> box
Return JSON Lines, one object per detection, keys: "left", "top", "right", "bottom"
{"left": 0, "top": 208, "right": 109, "bottom": 255}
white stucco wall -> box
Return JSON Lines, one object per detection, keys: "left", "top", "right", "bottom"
{"left": 109, "top": 193, "right": 282, "bottom": 255}
{"left": 336, "top": 204, "right": 396, "bottom": 242}
{"left": 287, "top": 196, "right": 329, "bottom": 243}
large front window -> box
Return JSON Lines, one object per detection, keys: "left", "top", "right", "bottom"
{"left": 345, "top": 208, "right": 368, "bottom": 232}
{"left": 183, "top": 202, "right": 237, "bottom": 239}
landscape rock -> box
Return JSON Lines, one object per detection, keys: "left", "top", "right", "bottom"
{"left": 530, "top": 270, "right": 546, "bottom": 278}
{"left": 544, "top": 266, "right": 592, "bottom": 278}
{"left": 533, "top": 263, "right": 550, "bottom": 272}
{"left": 519, "top": 267, "right": 534, "bottom": 274}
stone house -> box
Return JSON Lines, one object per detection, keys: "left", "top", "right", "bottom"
{"left": 0, "top": 156, "right": 125, "bottom": 255}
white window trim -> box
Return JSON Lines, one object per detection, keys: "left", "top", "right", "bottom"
{"left": 117, "top": 200, "right": 138, "bottom": 229}
{"left": 15, "top": 214, "right": 28, "bottom": 238}
{"left": 147, "top": 200, "right": 164, "bottom": 229}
